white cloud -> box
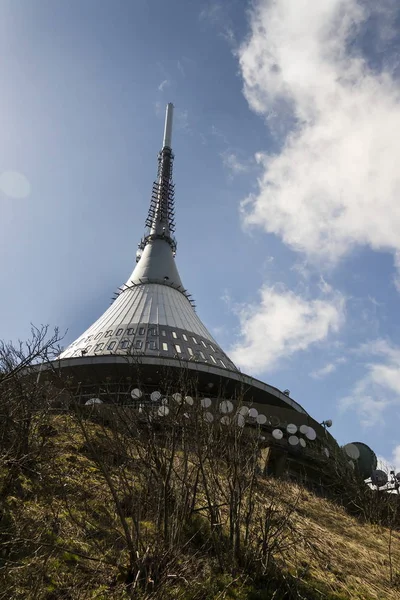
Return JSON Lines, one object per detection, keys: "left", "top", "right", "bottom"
{"left": 238, "top": 0, "right": 400, "bottom": 269}
{"left": 310, "top": 362, "right": 336, "bottom": 379}
{"left": 158, "top": 79, "right": 170, "bottom": 92}
{"left": 229, "top": 285, "right": 345, "bottom": 374}
{"left": 340, "top": 339, "right": 400, "bottom": 426}
{"left": 221, "top": 150, "right": 252, "bottom": 175}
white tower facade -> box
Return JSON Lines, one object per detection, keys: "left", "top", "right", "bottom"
{"left": 59, "top": 104, "right": 236, "bottom": 371}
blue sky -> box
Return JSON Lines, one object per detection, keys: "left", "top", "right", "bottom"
{"left": 1, "top": 0, "right": 400, "bottom": 469}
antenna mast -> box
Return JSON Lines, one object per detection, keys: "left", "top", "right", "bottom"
{"left": 137, "top": 103, "right": 177, "bottom": 262}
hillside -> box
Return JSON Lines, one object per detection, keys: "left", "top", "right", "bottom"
{"left": 1, "top": 411, "right": 399, "bottom": 600}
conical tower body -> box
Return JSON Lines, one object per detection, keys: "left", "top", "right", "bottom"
{"left": 60, "top": 104, "right": 236, "bottom": 371}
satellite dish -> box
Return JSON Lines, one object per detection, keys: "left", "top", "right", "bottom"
{"left": 348, "top": 442, "right": 377, "bottom": 479}
{"left": 220, "top": 416, "right": 230, "bottom": 425}
{"left": 257, "top": 414, "right": 267, "bottom": 425}
{"left": 371, "top": 470, "right": 388, "bottom": 487}
{"left": 343, "top": 443, "right": 361, "bottom": 460}
{"left": 172, "top": 393, "right": 182, "bottom": 404}
{"left": 204, "top": 412, "right": 214, "bottom": 423}
{"left": 85, "top": 398, "right": 102, "bottom": 405}
{"left": 288, "top": 435, "right": 299, "bottom": 446}
{"left": 272, "top": 429, "right": 283, "bottom": 440}
{"left": 236, "top": 414, "right": 246, "bottom": 427}
{"left": 324, "top": 419, "right": 333, "bottom": 428}
{"left": 219, "top": 400, "right": 233, "bottom": 414}
{"left": 150, "top": 391, "right": 161, "bottom": 402}
{"left": 299, "top": 424, "right": 309, "bottom": 435}
{"left": 161, "top": 397, "right": 168, "bottom": 405}
{"left": 348, "top": 460, "right": 355, "bottom": 470}
{"left": 299, "top": 438, "right": 306, "bottom": 448}
{"left": 201, "top": 397, "right": 212, "bottom": 408}
{"left": 238, "top": 406, "right": 249, "bottom": 416}
{"left": 184, "top": 396, "right": 193, "bottom": 406}
{"left": 158, "top": 405, "right": 169, "bottom": 417}
{"left": 131, "top": 388, "right": 142, "bottom": 399}
{"left": 306, "top": 427, "right": 316, "bottom": 441}
{"left": 323, "top": 448, "right": 330, "bottom": 458}
{"left": 287, "top": 423, "right": 297, "bottom": 434}
{"left": 248, "top": 408, "right": 258, "bottom": 418}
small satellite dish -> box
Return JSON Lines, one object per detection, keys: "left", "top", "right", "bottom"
{"left": 220, "top": 416, "right": 230, "bottom": 425}
{"left": 288, "top": 435, "right": 299, "bottom": 446}
{"left": 306, "top": 427, "right": 317, "bottom": 441}
{"left": 219, "top": 400, "right": 233, "bottom": 414}
{"left": 395, "top": 472, "right": 400, "bottom": 483}
{"left": 158, "top": 405, "right": 169, "bottom": 417}
{"left": 236, "top": 414, "right": 246, "bottom": 427}
{"left": 272, "top": 429, "right": 283, "bottom": 440}
{"left": 150, "top": 391, "right": 161, "bottom": 402}
{"left": 257, "top": 414, "right": 267, "bottom": 425}
{"left": 287, "top": 423, "right": 297, "bottom": 435}
{"left": 299, "top": 424, "right": 309, "bottom": 435}
{"left": 238, "top": 406, "right": 249, "bottom": 416}
{"left": 248, "top": 408, "right": 258, "bottom": 418}
{"left": 85, "top": 398, "right": 102, "bottom": 405}
{"left": 324, "top": 419, "right": 333, "bottom": 428}
{"left": 172, "top": 393, "right": 182, "bottom": 403}
{"left": 343, "top": 443, "right": 360, "bottom": 460}
{"left": 204, "top": 412, "right": 214, "bottom": 423}
{"left": 323, "top": 448, "right": 330, "bottom": 458}
{"left": 161, "top": 397, "right": 168, "bottom": 405}
{"left": 131, "top": 388, "right": 142, "bottom": 399}
{"left": 371, "top": 470, "right": 388, "bottom": 487}
{"left": 184, "top": 395, "right": 193, "bottom": 406}
{"left": 299, "top": 438, "right": 306, "bottom": 448}
{"left": 201, "top": 397, "right": 212, "bottom": 408}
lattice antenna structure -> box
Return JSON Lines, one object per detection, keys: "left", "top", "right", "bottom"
{"left": 137, "top": 103, "right": 177, "bottom": 262}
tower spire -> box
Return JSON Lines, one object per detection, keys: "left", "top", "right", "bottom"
{"left": 137, "top": 103, "right": 177, "bottom": 262}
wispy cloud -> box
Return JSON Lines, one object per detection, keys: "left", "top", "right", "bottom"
{"left": 340, "top": 339, "right": 400, "bottom": 427}
{"left": 158, "top": 79, "right": 170, "bottom": 92}
{"left": 310, "top": 356, "right": 346, "bottom": 379}
{"left": 221, "top": 150, "right": 252, "bottom": 176}
{"left": 238, "top": 0, "right": 400, "bottom": 276}
{"left": 229, "top": 285, "right": 345, "bottom": 375}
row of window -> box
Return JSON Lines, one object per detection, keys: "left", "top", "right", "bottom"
{"left": 76, "top": 328, "right": 216, "bottom": 353}
{"left": 85, "top": 340, "right": 226, "bottom": 368}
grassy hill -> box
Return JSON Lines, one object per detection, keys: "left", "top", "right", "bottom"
{"left": 1, "top": 410, "right": 399, "bottom": 600}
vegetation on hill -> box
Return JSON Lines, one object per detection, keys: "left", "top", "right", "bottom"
{"left": 0, "top": 328, "right": 399, "bottom": 599}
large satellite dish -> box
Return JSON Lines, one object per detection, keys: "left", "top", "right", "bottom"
{"left": 131, "top": 388, "right": 142, "bottom": 399}
{"left": 306, "top": 427, "right": 316, "bottom": 441}
{"left": 287, "top": 423, "right": 297, "bottom": 435}
{"left": 201, "top": 397, "right": 212, "bottom": 408}
{"left": 257, "top": 414, "right": 267, "bottom": 425}
{"left": 219, "top": 400, "right": 234, "bottom": 414}
{"left": 288, "top": 435, "right": 299, "bottom": 446}
{"left": 272, "top": 429, "right": 283, "bottom": 440}
{"left": 348, "top": 442, "right": 378, "bottom": 479}
{"left": 248, "top": 408, "right": 258, "bottom": 418}
{"left": 150, "top": 391, "right": 161, "bottom": 402}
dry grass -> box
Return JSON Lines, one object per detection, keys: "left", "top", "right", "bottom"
{"left": 1, "top": 414, "right": 399, "bottom": 599}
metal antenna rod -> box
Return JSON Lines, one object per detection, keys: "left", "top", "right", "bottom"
{"left": 162, "top": 103, "right": 174, "bottom": 148}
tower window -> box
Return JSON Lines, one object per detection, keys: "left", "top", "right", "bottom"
{"left": 86, "top": 346, "right": 92, "bottom": 352}
{"left": 127, "top": 328, "right": 135, "bottom": 335}
{"left": 148, "top": 341, "right": 157, "bottom": 350}
{"left": 210, "top": 355, "right": 217, "bottom": 364}
{"left": 187, "top": 347, "right": 193, "bottom": 356}
{"left": 175, "top": 344, "right": 182, "bottom": 353}
{"left": 172, "top": 331, "right": 178, "bottom": 339}
{"left": 116, "top": 328, "right": 123, "bottom": 336}
{"left": 162, "top": 342, "right": 168, "bottom": 351}
{"left": 107, "top": 341, "right": 116, "bottom": 350}
{"left": 120, "top": 340, "right": 129, "bottom": 349}
{"left": 105, "top": 330, "right": 113, "bottom": 338}
{"left": 209, "top": 345, "right": 215, "bottom": 352}
{"left": 161, "top": 330, "right": 166, "bottom": 337}
{"left": 138, "top": 327, "right": 145, "bottom": 335}
{"left": 135, "top": 340, "right": 143, "bottom": 349}
{"left": 220, "top": 360, "right": 226, "bottom": 368}
{"left": 192, "top": 337, "right": 198, "bottom": 344}
{"left": 94, "top": 343, "right": 104, "bottom": 351}
{"left": 182, "top": 333, "right": 188, "bottom": 341}
{"left": 201, "top": 340, "right": 207, "bottom": 348}
{"left": 149, "top": 328, "right": 157, "bottom": 336}
{"left": 94, "top": 332, "right": 103, "bottom": 340}
{"left": 199, "top": 351, "right": 206, "bottom": 360}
